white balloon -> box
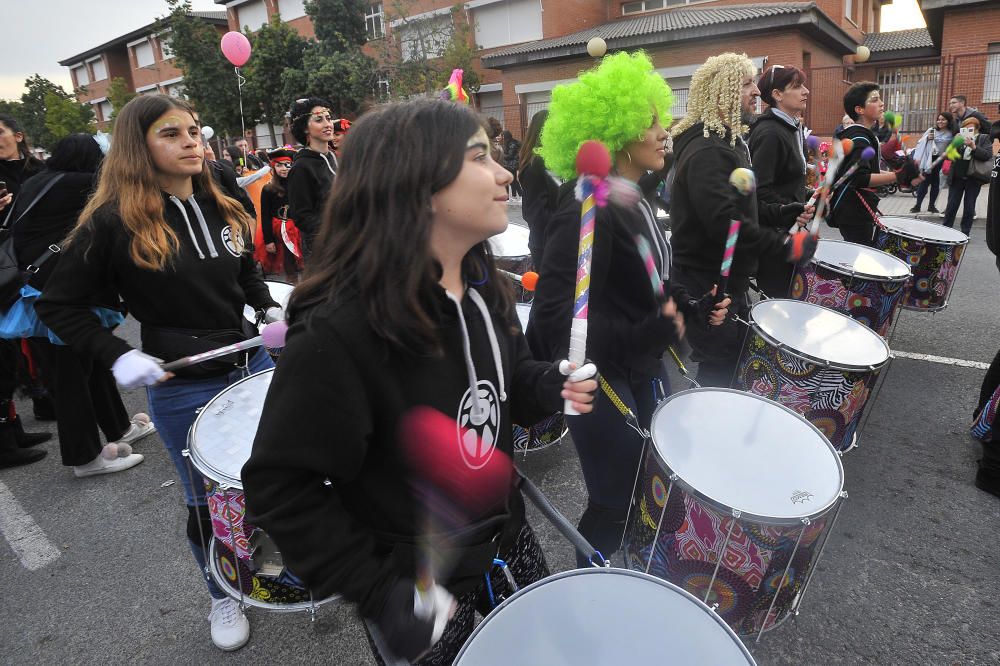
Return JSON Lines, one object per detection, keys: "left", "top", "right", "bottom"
{"left": 855, "top": 46, "right": 871, "bottom": 64}
{"left": 202, "top": 126, "right": 215, "bottom": 140}
{"left": 587, "top": 37, "right": 607, "bottom": 58}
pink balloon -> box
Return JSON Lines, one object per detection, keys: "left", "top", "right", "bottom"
{"left": 220, "top": 31, "right": 252, "bottom": 67}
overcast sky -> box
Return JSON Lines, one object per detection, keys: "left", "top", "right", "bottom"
{"left": 2, "top": 0, "right": 925, "bottom": 102}
{"left": 1, "top": 0, "right": 219, "bottom": 100}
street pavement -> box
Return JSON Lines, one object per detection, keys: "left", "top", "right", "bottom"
{"left": 1, "top": 193, "right": 999, "bottom": 664}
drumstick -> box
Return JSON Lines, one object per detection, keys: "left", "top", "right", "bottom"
{"left": 499, "top": 270, "right": 539, "bottom": 292}
{"left": 565, "top": 141, "right": 612, "bottom": 416}
{"left": 719, "top": 168, "right": 755, "bottom": 299}
{"left": 160, "top": 321, "right": 287, "bottom": 372}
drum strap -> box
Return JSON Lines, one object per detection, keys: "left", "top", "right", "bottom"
{"left": 599, "top": 375, "right": 634, "bottom": 420}
{"left": 855, "top": 189, "right": 882, "bottom": 226}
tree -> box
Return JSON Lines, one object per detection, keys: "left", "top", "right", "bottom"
{"left": 106, "top": 77, "right": 137, "bottom": 132}
{"left": 0, "top": 100, "right": 23, "bottom": 119}
{"left": 306, "top": 0, "right": 368, "bottom": 51}
{"left": 159, "top": 0, "right": 250, "bottom": 138}
{"left": 43, "top": 92, "right": 96, "bottom": 141}
{"left": 378, "top": 2, "right": 479, "bottom": 99}
{"left": 18, "top": 75, "right": 86, "bottom": 149}
{"left": 242, "top": 15, "right": 308, "bottom": 145}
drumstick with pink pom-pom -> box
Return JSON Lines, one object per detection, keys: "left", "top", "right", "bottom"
{"left": 718, "top": 168, "right": 755, "bottom": 299}
{"left": 565, "top": 141, "right": 612, "bottom": 416}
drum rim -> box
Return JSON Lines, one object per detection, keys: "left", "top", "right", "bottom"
{"left": 810, "top": 239, "right": 911, "bottom": 282}
{"left": 648, "top": 387, "right": 846, "bottom": 525}
{"left": 207, "top": 538, "right": 339, "bottom": 612}
{"left": 454, "top": 568, "right": 755, "bottom": 664}
{"left": 749, "top": 299, "right": 891, "bottom": 371}
{"left": 187, "top": 368, "right": 275, "bottom": 489}
{"left": 878, "top": 216, "right": 970, "bottom": 246}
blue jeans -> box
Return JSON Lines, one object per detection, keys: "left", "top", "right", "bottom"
{"left": 146, "top": 348, "right": 273, "bottom": 598}
{"left": 567, "top": 366, "right": 669, "bottom": 567}
{"left": 943, "top": 177, "right": 983, "bottom": 236}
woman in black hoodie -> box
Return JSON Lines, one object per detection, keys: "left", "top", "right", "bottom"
{"left": 242, "top": 99, "right": 597, "bottom": 664}
{"left": 748, "top": 65, "right": 814, "bottom": 298}
{"left": 36, "top": 95, "right": 279, "bottom": 652}
{"left": 286, "top": 96, "right": 337, "bottom": 257}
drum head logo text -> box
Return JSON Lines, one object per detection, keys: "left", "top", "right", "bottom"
{"left": 791, "top": 490, "right": 814, "bottom": 504}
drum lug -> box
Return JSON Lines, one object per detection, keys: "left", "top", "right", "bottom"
{"left": 181, "top": 448, "right": 190, "bottom": 458}
{"left": 800, "top": 517, "right": 811, "bottom": 526}
{"left": 839, "top": 490, "right": 849, "bottom": 500}
{"left": 730, "top": 509, "right": 742, "bottom": 519}
{"left": 669, "top": 473, "right": 679, "bottom": 482}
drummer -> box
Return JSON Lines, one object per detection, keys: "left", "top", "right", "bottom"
{"left": 670, "top": 53, "right": 816, "bottom": 388}
{"left": 527, "top": 51, "right": 730, "bottom": 568}
{"left": 242, "top": 99, "right": 598, "bottom": 664}
{"left": 35, "top": 94, "right": 280, "bottom": 652}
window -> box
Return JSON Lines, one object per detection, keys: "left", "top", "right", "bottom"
{"left": 478, "top": 91, "right": 503, "bottom": 126}
{"left": 523, "top": 91, "right": 550, "bottom": 121}
{"left": 985, "top": 43, "right": 1000, "bottom": 103}
{"left": 133, "top": 40, "right": 155, "bottom": 68}
{"left": 72, "top": 64, "right": 89, "bottom": 87}
{"left": 473, "top": 0, "right": 542, "bottom": 50}
{"left": 165, "top": 82, "right": 186, "bottom": 98}
{"left": 878, "top": 64, "right": 941, "bottom": 132}
{"left": 366, "top": 3, "right": 384, "bottom": 40}
{"left": 159, "top": 35, "right": 174, "bottom": 60}
{"left": 278, "top": 0, "right": 307, "bottom": 20}
{"left": 845, "top": 0, "right": 855, "bottom": 24}
{"left": 98, "top": 100, "right": 113, "bottom": 122}
{"left": 622, "top": 0, "right": 663, "bottom": 14}
{"left": 374, "top": 72, "right": 391, "bottom": 100}
{"left": 237, "top": 0, "right": 269, "bottom": 31}
{"left": 399, "top": 15, "right": 453, "bottom": 61}
{"left": 89, "top": 57, "right": 107, "bottom": 82}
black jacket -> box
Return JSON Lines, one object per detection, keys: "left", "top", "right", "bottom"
{"left": 0, "top": 157, "right": 44, "bottom": 205}
{"left": 748, "top": 110, "right": 808, "bottom": 220}
{"left": 669, "top": 123, "right": 786, "bottom": 279}
{"left": 519, "top": 157, "right": 559, "bottom": 264}
{"left": 527, "top": 182, "right": 690, "bottom": 377}
{"left": 209, "top": 159, "right": 256, "bottom": 219}
{"left": 242, "top": 286, "right": 561, "bottom": 618}
{"left": 36, "top": 190, "right": 277, "bottom": 370}
{"left": 829, "top": 124, "right": 881, "bottom": 228}
{"left": 11, "top": 170, "right": 96, "bottom": 289}
{"left": 259, "top": 185, "right": 289, "bottom": 245}
{"left": 987, "top": 121, "right": 1000, "bottom": 259}
{"left": 947, "top": 132, "right": 992, "bottom": 184}
{"left": 287, "top": 148, "right": 336, "bottom": 241}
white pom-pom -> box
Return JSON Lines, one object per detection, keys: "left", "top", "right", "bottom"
{"left": 101, "top": 444, "right": 119, "bottom": 460}
{"left": 132, "top": 413, "right": 151, "bottom": 426}
{"left": 117, "top": 443, "right": 133, "bottom": 457}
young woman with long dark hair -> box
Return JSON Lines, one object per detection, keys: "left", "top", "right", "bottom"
{"left": 286, "top": 96, "right": 336, "bottom": 257}
{"left": 242, "top": 99, "right": 597, "bottom": 664}
{"left": 36, "top": 94, "right": 280, "bottom": 651}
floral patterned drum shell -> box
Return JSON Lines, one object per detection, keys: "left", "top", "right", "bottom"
{"left": 874, "top": 216, "right": 968, "bottom": 312}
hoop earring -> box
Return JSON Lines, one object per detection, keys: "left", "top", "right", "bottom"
{"left": 625, "top": 150, "right": 633, "bottom": 165}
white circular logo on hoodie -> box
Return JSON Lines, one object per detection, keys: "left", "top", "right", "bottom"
{"left": 221, "top": 226, "right": 244, "bottom": 257}
{"left": 456, "top": 380, "right": 500, "bottom": 470}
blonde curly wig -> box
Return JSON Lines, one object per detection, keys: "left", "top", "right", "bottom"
{"left": 672, "top": 53, "right": 756, "bottom": 146}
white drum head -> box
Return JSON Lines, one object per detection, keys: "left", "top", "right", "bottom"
{"left": 879, "top": 216, "right": 969, "bottom": 245}
{"left": 751, "top": 299, "right": 889, "bottom": 369}
{"left": 243, "top": 280, "right": 294, "bottom": 325}
{"left": 515, "top": 303, "right": 530, "bottom": 331}
{"left": 488, "top": 224, "right": 529, "bottom": 258}
{"left": 650, "top": 388, "right": 844, "bottom": 521}
{"left": 454, "top": 569, "right": 755, "bottom": 665}
{"left": 813, "top": 239, "right": 910, "bottom": 281}
{"left": 187, "top": 370, "right": 273, "bottom": 488}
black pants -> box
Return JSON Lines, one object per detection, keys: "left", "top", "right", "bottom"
{"left": 943, "top": 177, "right": 983, "bottom": 236}
{"left": 671, "top": 265, "right": 750, "bottom": 388}
{"left": 31, "top": 340, "right": 130, "bottom": 466}
{"left": 505, "top": 168, "right": 522, "bottom": 198}
{"left": 365, "top": 523, "right": 549, "bottom": 665}
{"left": 914, "top": 161, "right": 943, "bottom": 210}
{"left": 839, "top": 223, "right": 876, "bottom": 247}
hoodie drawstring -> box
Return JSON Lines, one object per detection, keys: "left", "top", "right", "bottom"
{"left": 168, "top": 195, "right": 205, "bottom": 260}
{"left": 467, "top": 289, "right": 507, "bottom": 402}
{"left": 188, "top": 197, "right": 220, "bottom": 258}
{"left": 445, "top": 288, "right": 507, "bottom": 423}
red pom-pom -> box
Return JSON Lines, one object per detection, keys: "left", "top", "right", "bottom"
{"left": 575, "top": 140, "right": 612, "bottom": 178}
{"left": 521, "top": 271, "right": 539, "bottom": 292}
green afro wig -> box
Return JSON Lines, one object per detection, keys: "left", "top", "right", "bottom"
{"left": 537, "top": 51, "right": 673, "bottom": 180}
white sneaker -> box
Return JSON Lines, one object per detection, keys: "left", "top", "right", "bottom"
{"left": 73, "top": 453, "right": 144, "bottom": 478}
{"left": 208, "top": 597, "right": 250, "bottom": 651}
{"left": 116, "top": 413, "right": 156, "bottom": 445}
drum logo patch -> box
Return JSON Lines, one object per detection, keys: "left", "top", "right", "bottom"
{"left": 790, "top": 490, "right": 814, "bottom": 504}
{"left": 456, "top": 380, "right": 500, "bottom": 470}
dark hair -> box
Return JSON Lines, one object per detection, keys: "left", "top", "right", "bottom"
{"left": 843, "top": 81, "right": 880, "bottom": 121}
{"left": 288, "top": 97, "right": 333, "bottom": 145}
{"left": 951, "top": 94, "right": 967, "bottom": 105}
{"left": 224, "top": 145, "right": 243, "bottom": 163}
{"left": 46, "top": 134, "right": 104, "bottom": 173}
{"left": 519, "top": 110, "right": 547, "bottom": 172}
{"left": 288, "top": 99, "right": 513, "bottom": 355}
{"left": 487, "top": 116, "right": 502, "bottom": 140}
{"left": 0, "top": 114, "right": 44, "bottom": 169}
{"left": 938, "top": 111, "right": 956, "bottom": 134}
{"left": 758, "top": 65, "right": 807, "bottom": 107}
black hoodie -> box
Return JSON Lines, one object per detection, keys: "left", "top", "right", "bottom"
{"left": 987, "top": 120, "right": 1000, "bottom": 260}
{"left": 287, "top": 148, "right": 336, "bottom": 243}
{"left": 36, "top": 190, "right": 277, "bottom": 370}
{"left": 828, "top": 123, "right": 881, "bottom": 229}
{"left": 242, "top": 285, "right": 561, "bottom": 619}
{"left": 670, "top": 123, "right": 786, "bottom": 279}
{"left": 747, "top": 109, "right": 808, "bottom": 216}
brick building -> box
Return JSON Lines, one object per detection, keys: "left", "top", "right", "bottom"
{"left": 58, "top": 11, "right": 228, "bottom": 131}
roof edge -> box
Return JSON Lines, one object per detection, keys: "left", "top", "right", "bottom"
{"left": 58, "top": 13, "right": 228, "bottom": 66}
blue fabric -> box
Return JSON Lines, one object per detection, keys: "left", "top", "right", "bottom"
{"left": 146, "top": 348, "right": 273, "bottom": 598}
{"left": 0, "top": 285, "right": 125, "bottom": 343}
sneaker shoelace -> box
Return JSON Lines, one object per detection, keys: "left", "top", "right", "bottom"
{"left": 211, "top": 600, "right": 240, "bottom": 626}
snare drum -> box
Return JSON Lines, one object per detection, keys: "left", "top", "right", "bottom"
{"left": 624, "top": 388, "right": 845, "bottom": 639}
{"left": 791, "top": 239, "right": 911, "bottom": 337}
{"left": 455, "top": 568, "right": 755, "bottom": 664}
{"left": 243, "top": 280, "right": 294, "bottom": 330}
{"left": 489, "top": 225, "right": 533, "bottom": 303}
{"left": 875, "top": 216, "right": 968, "bottom": 311}
{"left": 186, "top": 369, "right": 336, "bottom": 611}
{"left": 735, "top": 299, "right": 890, "bottom": 452}
{"left": 511, "top": 303, "right": 568, "bottom": 453}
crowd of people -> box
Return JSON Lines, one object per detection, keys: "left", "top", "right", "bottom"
{"left": 0, "top": 47, "right": 998, "bottom": 663}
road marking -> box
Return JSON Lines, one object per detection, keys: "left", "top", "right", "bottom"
{"left": 893, "top": 350, "right": 990, "bottom": 370}
{"left": 0, "top": 481, "right": 60, "bottom": 571}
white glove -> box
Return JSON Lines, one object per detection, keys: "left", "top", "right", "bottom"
{"left": 263, "top": 306, "right": 284, "bottom": 324}
{"left": 413, "top": 583, "right": 455, "bottom": 646}
{"left": 112, "top": 350, "right": 167, "bottom": 389}
{"left": 558, "top": 359, "right": 598, "bottom": 382}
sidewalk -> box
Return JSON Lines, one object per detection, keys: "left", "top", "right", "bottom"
{"left": 877, "top": 183, "right": 990, "bottom": 223}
